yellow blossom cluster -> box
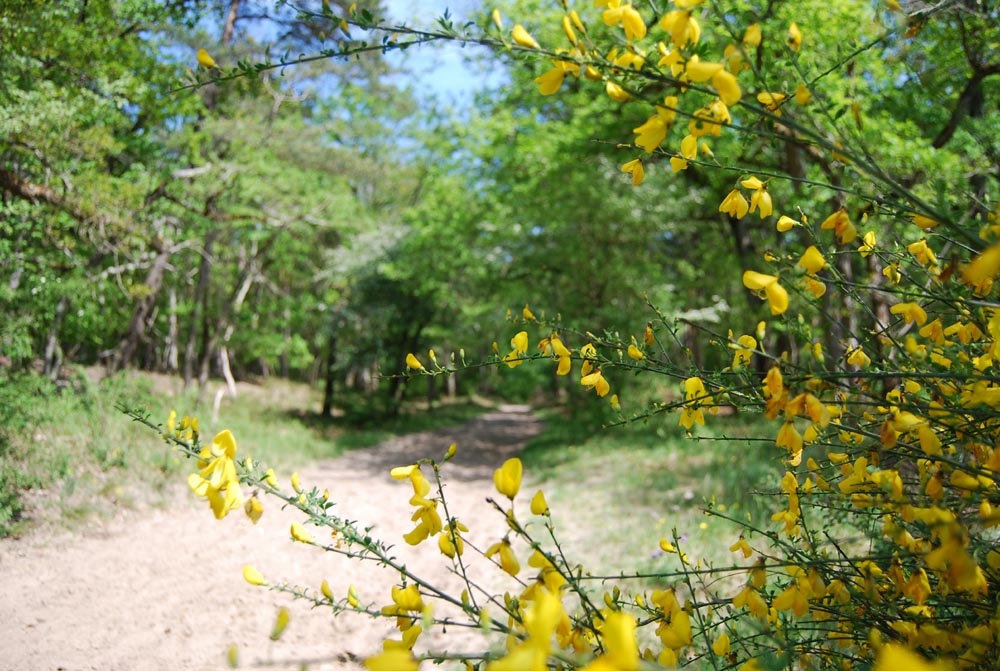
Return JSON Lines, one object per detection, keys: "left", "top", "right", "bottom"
{"left": 186, "top": 429, "right": 243, "bottom": 520}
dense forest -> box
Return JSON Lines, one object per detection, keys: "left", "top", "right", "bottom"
{"left": 5, "top": 0, "right": 992, "bottom": 415}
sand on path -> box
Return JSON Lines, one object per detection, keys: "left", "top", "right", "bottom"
{"left": 0, "top": 405, "right": 542, "bottom": 671}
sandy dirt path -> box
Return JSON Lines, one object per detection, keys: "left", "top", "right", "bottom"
{"left": 0, "top": 405, "right": 543, "bottom": 671}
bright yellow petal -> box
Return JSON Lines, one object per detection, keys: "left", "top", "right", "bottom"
{"left": 742, "top": 270, "right": 777, "bottom": 291}
{"left": 243, "top": 564, "right": 266, "bottom": 586}
{"left": 798, "top": 245, "right": 826, "bottom": 273}
{"left": 494, "top": 457, "right": 523, "bottom": 499}
{"left": 512, "top": 24, "right": 540, "bottom": 49}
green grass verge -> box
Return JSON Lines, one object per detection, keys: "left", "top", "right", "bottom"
{"left": 0, "top": 369, "right": 488, "bottom": 537}
{"left": 521, "top": 408, "right": 783, "bottom": 579}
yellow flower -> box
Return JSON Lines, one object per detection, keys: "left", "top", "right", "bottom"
{"left": 581, "top": 369, "right": 611, "bottom": 397}
{"left": 607, "top": 4, "right": 647, "bottom": 41}
{"left": 491, "top": 8, "right": 503, "bottom": 30}
{"left": 684, "top": 55, "right": 724, "bottom": 83}
{"left": 620, "top": 158, "right": 644, "bottom": 186}
{"left": 787, "top": 22, "right": 802, "bottom": 51}
{"left": 729, "top": 536, "right": 753, "bottom": 558}
{"left": 511, "top": 331, "right": 528, "bottom": 354}
{"left": 188, "top": 430, "right": 243, "bottom": 519}
{"left": 504, "top": 331, "right": 530, "bottom": 368}
{"left": 884, "top": 262, "right": 901, "bottom": 284}
{"left": 494, "top": 457, "right": 523, "bottom": 499}
{"left": 390, "top": 464, "right": 419, "bottom": 479}
{"left": 798, "top": 245, "right": 826, "bottom": 274}
{"left": 912, "top": 213, "right": 940, "bottom": 229}
{"left": 530, "top": 489, "right": 549, "bottom": 515}
{"left": 601, "top": 612, "right": 639, "bottom": 670}
{"left": 731, "top": 334, "right": 756, "bottom": 369}
{"left": 713, "top": 632, "right": 731, "bottom": 656}
{"left": 846, "top": 346, "right": 871, "bottom": 368}
{"left": 627, "top": 344, "right": 645, "bottom": 360}
{"left": 776, "top": 215, "right": 797, "bottom": 232}
{"left": 439, "top": 521, "right": 467, "bottom": 558}
{"left": 405, "top": 353, "right": 424, "bottom": 370}
{"left": 820, "top": 208, "right": 857, "bottom": 244}
{"left": 547, "top": 333, "right": 572, "bottom": 375}
{"left": 270, "top": 606, "right": 290, "bottom": 641}
{"left": 890, "top": 302, "right": 928, "bottom": 326}
{"left": 907, "top": 238, "right": 938, "bottom": 267}
{"left": 196, "top": 48, "right": 219, "bottom": 69}
{"left": 680, "top": 134, "right": 698, "bottom": 160}
{"left": 963, "top": 243, "right": 1000, "bottom": 285}
{"left": 679, "top": 376, "right": 710, "bottom": 428}
{"left": 244, "top": 495, "right": 263, "bottom": 524}
{"left": 749, "top": 187, "right": 773, "bottom": 218}
{"left": 794, "top": 82, "right": 812, "bottom": 105}
{"left": 712, "top": 68, "right": 741, "bottom": 106}
{"left": 580, "top": 342, "right": 598, "bottom": 376}
{"left": 291, "top": 522, "right": 314, "bottom": 544}
{"left": 756, "top": 91, "right": 787, "bottom": 113}
{"left": 534, "top": 66, "right": 565, "bottom": 96}
{"left": 243, "top": 564, "right": 266, "bottom": 586}
{"left": 742, "top": 271, "right": 789, "bottom": 315}
{"left": 858, "top": 230, "right": 877, "bottom": 257}
{"left": 670, "top": 156, "right": 689, "bottom": 172}
{"left": 719, "top": 188, "right": 749, "bottom": 219}
{"left": 561, "top": 15, "right": 577, "bottom": 45}
{"left": 633, "top": 113, "right": 666, "bottom": 151}
{"left": 872, "top": 644, "right": 943, "bottom": 671}
{"left": 743, "top": 23, "right": 761, "bottom": 47}
{"left": 321, "top": 579, "right": 333, "bottom": 600}
{"left": 512, "top": 24, "right": 540, "bottom": 49}
{"left": 660, "top": 10, "right": 700, "bottom": 48}
{"left": 606, "top": 81, "right": 632, "bottom": 103}
{"left": 485, "top": 539, "right": 521, "bottom": 576}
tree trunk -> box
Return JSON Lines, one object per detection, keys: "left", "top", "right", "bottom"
{"left": 43, "top": 295, "right": 69, "bottom": 380}
{"left": 164, "top": 287, "right": 179, "bottom": 372}
{"left": 197, "top": 234, "right": 277, "bottom": 389}
{"left": 447, "top": 355, "right": 457, "bottom": 399}
{"left": 280, "top": 305, "right": 291, "bottom": 378}
{"left": 184, "top": 231, "right": 215, "bottom": 388}
{"left": 114, "top": 246, "right": 171, "bottom": 371}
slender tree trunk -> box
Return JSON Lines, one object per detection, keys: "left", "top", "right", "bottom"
{"left": 447, "top": 354, "right": 457, "bottom": 399}
{"left": 183, "top": 232, "right": 214, "bottom": 387}
{"left": 43, "top": 295, "right": 69, "bottom": 380}
{"left": 219, "top": 345, "right": 237, "bottom": 397}
{"left": 197, "top": 235, "right": 276, "bottom": 389}
{"left": 115, "top": 246, "right": 171, "bottom": 371}
{"left": 280, "top": 305, "right": 291, "bottom": 378}
{"left": 163, "top": 287, "right": 179, "bottom": 371}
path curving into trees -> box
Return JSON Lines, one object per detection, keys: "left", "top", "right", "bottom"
{"left": 0, "top": 406, "right": 542, "bottom": 671}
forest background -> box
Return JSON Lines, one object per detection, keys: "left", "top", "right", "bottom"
{"left": 0, "top": 0, "right": 771, "bottom": 533}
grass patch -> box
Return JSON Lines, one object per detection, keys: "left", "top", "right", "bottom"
{"left": 521, "top": 408, "right": 783, "bottom": 579}
{"left": 0, "top": 369, "right": 489, "bottom": 537}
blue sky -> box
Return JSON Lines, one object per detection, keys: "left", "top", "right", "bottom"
{"left": 382, "top": 0, "right": 508, "bottom": 105}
